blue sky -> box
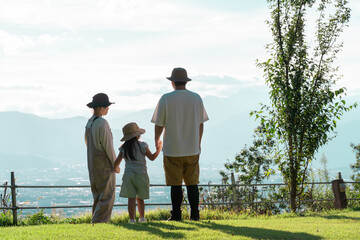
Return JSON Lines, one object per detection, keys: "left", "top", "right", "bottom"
{"left": 0, "top": 0, "right": 359, "bottom": 118}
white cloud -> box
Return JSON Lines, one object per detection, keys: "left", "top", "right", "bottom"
{"left": 0, "top": 29, "right": 34, "bottom": 56}
{"left": 0, "top": 29, "right": 66, "bottom": 56}
{"left": 0, "top": 0, "right": 213, "bottom": 31}
{"left": 38, "top": 34, "right": 62, "bottom": 45}
{"left": 0, "top": 0, "right": 269, "bottom": 33}
{"left": 0, "top": 0, "right": 359, "bottom": 118}
{"left": 0, "top": 85, "right": 42, "bottom": 90}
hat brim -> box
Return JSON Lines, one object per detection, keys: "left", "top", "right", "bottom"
{"left": 120, "top": 128, "right": 145, "bottom": 141}
{"left": 167, "top": 77, "right": 191, "bottom": 82}
{"left": 87, "top": 102, "right": 114, "bottom": 108}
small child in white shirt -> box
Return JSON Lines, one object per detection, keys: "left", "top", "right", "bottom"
{"left": 114, "top": 122, "right": 162, "bottom": 223}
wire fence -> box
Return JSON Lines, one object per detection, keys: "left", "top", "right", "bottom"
{"left": 1, "top": 171, "right": 360, "bottom": 225}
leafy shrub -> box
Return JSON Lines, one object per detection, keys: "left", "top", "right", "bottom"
{"left": 20, "top": 210, "right": 52, "bottom": 226}
{"left": 0, "top": 211, "right": 12, "bottom": 227}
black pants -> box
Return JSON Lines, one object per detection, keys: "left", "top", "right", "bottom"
{"left": 171, "top": 185, "right": 199, "bottom": 219}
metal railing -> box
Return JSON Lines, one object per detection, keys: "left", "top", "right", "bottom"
{"left": 1, "top": 171, "right": 360, "bottom": 225}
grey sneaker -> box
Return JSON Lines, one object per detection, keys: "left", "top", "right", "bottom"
{"left": 129, "top": 219, "right": 136, "bottom": 223}
{"left": 138, "top": 217, "right": 147, "bottom": 223}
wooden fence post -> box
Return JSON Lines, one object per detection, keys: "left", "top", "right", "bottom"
{"left": 11, "top": 171, "right": 18, "bottom": 225}
{"left": 222, "top": 177, "right": 226, "bottom": 204}
{"left": 231, "top": 172, "right": 237, "bottom": 203}
{"left": 331, "top": 172, "right": 347, "bottom": 209}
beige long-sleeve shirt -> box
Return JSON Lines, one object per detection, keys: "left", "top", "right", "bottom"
{"left": 85, "top": 115, "right": 116, "bottom": 165}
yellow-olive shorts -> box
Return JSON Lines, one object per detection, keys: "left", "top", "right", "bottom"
{"left": 163, "top": 155, "right": 199, "bottom": 186}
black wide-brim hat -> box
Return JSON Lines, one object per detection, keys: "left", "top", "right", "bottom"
{"left": 87, "top": 93, "right": 114, "bottom": 108}
{"left": 167, "top": 67, "right": 192, "bottom": 82}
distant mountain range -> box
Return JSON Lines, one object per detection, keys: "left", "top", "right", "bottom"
{"left": 1, "top": 86, "right": 359, "bottom": 180}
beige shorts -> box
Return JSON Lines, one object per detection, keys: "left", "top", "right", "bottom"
{"left": 163, "top": 155, "right": 200, "bottom": 186}
{"left": 120, "top": 172, "right": 149, "bottom": 200}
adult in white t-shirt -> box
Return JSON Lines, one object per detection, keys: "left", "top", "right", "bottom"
{"left": 151, "top": 67, "right": 209, "bottom": 221}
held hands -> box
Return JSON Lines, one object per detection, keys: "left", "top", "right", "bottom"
{"left": 146, "top": 140, "right": 162, "bottom": 161}
{"left": 114, "top": 166, "right": 120, "bottom": 174}
{"left": 156, "top": 140, "right": 163, "bottom": 151}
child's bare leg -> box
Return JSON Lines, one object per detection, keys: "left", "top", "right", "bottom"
{"left": 128, "top": 198, "right": 136, "bottom": 220}
{"left": 136, "top": 198, "right": 145, "bottom": 218}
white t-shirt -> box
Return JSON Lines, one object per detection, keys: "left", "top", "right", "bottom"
{"left": 151, "top": 90, "right": 209, "bottom": 157}
{"left": 119, "top": 141, "right": 149, "bottom": 174}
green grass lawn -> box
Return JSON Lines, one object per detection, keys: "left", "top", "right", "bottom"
{"left": 1, "top": 210, "right": 360, "bottom": 239}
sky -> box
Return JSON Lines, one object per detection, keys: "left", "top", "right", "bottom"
{"left": 0, "top": 0, "right": 359, "bottom": 119}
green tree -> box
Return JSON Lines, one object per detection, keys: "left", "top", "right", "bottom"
{"left": 219, "top": 125, "right": 275, "bottom": 212}
{"left": 252, "top": 0, "right": 356, "bottom": 212}
{"left": 222, "top": 125, "right": 275, "bottom": 186}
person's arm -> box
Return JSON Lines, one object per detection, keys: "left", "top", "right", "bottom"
{"left": 114, "top": 152, "right": 123, "bottom": 173}
{"left": 198, "top": 96, "right": 208, "bottom": 150}
{"left": 199, "top": 123, "right": 204, "bottom": 149}
{"left": 155, "top": 125, "right": 164, "bottom": 148}
{"left": 145, "top": 141, "right": 163, "bottom": 161}
{"left": 152, "top": 96, "right": 166, "bottom": 148}
{"left": 100, "top": 120, "right": 117, "bottom": 165}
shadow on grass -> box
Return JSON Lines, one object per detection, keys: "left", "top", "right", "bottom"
{"left": 319, "top": 214, "right": 360, "bottom": 221}
{"left": 185, "top": 221, "right": 322, "bottom": 240}
{"left": 117, "top": 222, "right": 196, "bottom": 239}
{"left": 117, "top": 220, "right": 321, "bottom": 239}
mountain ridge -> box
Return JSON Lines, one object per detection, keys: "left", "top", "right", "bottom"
{"left": 0, "top": 89, "right": 359, "bottom": 180}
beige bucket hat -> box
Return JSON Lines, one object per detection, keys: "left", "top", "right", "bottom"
{"left": 121, "top": 122, "right": 145, "bottom": 141}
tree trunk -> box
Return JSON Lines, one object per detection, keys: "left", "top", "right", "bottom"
{"left": 288, "top": 138, "right": 297, "bottom": 212}
{"left": 289, "top": 149, "right": 297, "bottom": 212}
{"left": 290, "top": 172, "right": 298, "bottom": 212}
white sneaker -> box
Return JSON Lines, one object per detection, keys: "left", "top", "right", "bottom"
{"left": 129, "top": 219, "right": 136, "bottom": 223}
{"left": 138, "top": 217, "right": 147, "bottom": 223}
